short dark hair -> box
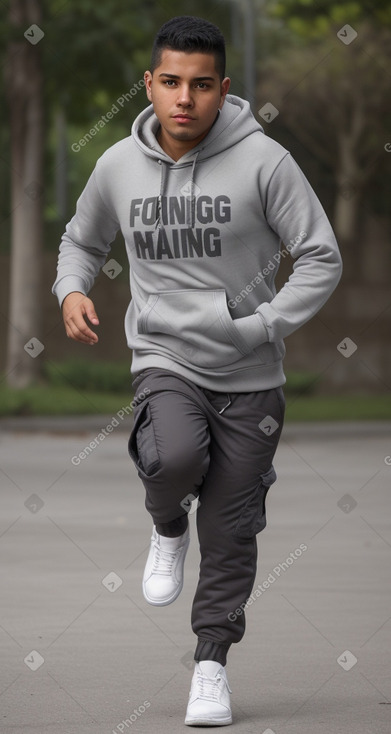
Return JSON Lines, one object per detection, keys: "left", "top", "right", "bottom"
{"left": 150, "top": 16, "right": 226, "bottom": 80}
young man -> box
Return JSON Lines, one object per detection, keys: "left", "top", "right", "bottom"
{"left": 53, "top": 16, "right": 342, "bottom": 726}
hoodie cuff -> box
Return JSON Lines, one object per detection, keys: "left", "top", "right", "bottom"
{"left": 52, "top": 276, "right": 88, "bottom": 309}
{"left": 233, "top": 312, "right": 268, "bottom": 350}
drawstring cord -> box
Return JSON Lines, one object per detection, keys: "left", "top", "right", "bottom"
{"left": 188, "top": 153, "right": 200, "bottom": 228}
{"left": 155, "top": 159, "right": 168, "bottom": 231}
{"left": 155, "top": 151, "right": 200, "bottom": 230}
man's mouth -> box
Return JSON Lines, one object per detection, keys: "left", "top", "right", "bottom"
{"left": 172, "top": 114, "right": 195, "bottom": 122}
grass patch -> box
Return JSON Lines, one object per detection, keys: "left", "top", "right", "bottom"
{"left": 0, "top": 384, "right": 133, "bottom": 416}
{"left": 0, "top": 382, "right": 390, "bottom": 420}
{"left": 43, "top": 359, "right": 132, "bottom": 393}
{"left": 285, "top": 394, "right": 391, "bottom": 422}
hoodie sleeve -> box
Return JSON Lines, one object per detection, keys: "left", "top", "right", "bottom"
{"left": 251, "top": 152, "right": 342, "bottom": 343}
{"left": 52, "top": 167, "right": 120, "bottom": 307}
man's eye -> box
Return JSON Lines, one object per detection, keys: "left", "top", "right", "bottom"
{"left": 164, "top": 80, "right": 176, "bottom": 86}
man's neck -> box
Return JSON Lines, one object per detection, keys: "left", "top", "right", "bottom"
{"left": 155, "top": 112, "right": 220, "bottom": 161}
{"left": 156, "top": 127, "right": 200, "bottom": 162}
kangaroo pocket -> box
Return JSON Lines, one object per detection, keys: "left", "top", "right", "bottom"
{"left": 137, "top": 289, "right": 256, "bottom": 369}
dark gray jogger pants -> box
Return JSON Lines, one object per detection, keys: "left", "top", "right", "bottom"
{"left": 128, "top": 367, "right": 285, "bottom": 665}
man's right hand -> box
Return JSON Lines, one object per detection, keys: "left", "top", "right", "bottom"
{"left": 61, "top": 292, "right": 100, "bottom": 345}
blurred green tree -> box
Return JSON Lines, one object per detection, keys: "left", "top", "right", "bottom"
{"left": 4, "top": 0, "right": 153, "bottom": 385}
{"left": 261, "top": 0, "right": 391, "bottom": 277}
{"left": 270, "top": 0, "right": 391, "bottom": 38}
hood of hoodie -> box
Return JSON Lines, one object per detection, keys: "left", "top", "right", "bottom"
{"left": 131, "top": 93, "right": 264, "bottom": 163}
{"left": 131, "top": 94, "right": 264, "bottom": 226}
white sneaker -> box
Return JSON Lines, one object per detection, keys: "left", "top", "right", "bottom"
{"left": 142, "top": 525, "right": 190, "bottom": 606}
{"left": 185, "top": 660, "right": 232, "bottom": 726}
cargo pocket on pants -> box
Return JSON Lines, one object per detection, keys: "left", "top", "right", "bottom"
{"left": 233, "top": 465, "right": 277, "bottom": 538}
{"left": 128, "top": 402, "right": 160, "bottom": 476}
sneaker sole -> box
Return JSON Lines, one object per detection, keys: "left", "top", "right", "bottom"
{"left": 142, "top": 578, "right": 184, "bottom": 606}
{"left": 185, "top": 715, "right": 232, "bottom": 726}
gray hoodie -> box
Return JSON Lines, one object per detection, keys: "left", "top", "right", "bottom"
{"left": 53, "top": 94, "right": 342, "bottom": 391}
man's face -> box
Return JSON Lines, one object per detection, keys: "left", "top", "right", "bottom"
{"left": 144, "top": 49, "right": 230, "bottom": 158}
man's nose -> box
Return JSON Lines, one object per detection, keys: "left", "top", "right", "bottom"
{"left": 177, "top": 84, "right": 193, "bottom": 106}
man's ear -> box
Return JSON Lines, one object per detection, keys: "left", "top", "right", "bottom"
{"left": 144, "top": 70, "right": 153, "bottom": 102}
{"left": 219, "top": 77, "right": 231, "bottom": 109}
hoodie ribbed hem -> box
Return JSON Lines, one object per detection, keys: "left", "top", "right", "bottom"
{"left": 131, "top": 353, "right": 286, "bottom": 393}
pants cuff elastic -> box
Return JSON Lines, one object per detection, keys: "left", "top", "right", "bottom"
{"left": 155, "top": 514, "right": 189, "bottom": 538}
{"left": 194, "top": 639, "right": 231, "bottom": 666}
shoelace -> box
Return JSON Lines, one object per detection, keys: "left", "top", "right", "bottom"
{"left": 196, "top": 671, "right": 232, "bottom": 701}
{"left": 151, "top": 540, "right": 179, "bottom": 575}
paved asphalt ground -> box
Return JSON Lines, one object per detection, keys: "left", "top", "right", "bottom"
{"left": 1, "top": 418, "right": 391, "bottom": 734}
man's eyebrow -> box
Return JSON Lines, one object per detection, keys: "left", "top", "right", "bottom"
{"left": 158, "top": 73, "right": 216, "bottom": 81}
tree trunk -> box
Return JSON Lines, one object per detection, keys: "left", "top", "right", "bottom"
{"left": 4, "top": 0, "right": 44, "bottom": 387}
{"left": 55, "top": 106, "right": 68, "bottom": 222}
{"left": 333, "top": 133, "right": 363, "bottom": 280}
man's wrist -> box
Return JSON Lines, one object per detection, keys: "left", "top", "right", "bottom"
{"left": 61, "top": 290, "right": 86, "bottom": 310}
{"left": 54, "top": 276, "right": 88, "bottom": 311}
